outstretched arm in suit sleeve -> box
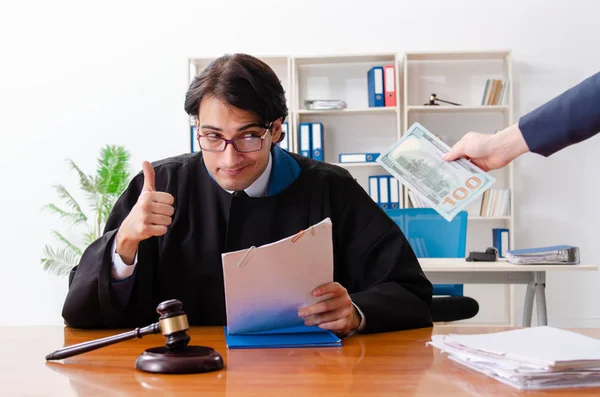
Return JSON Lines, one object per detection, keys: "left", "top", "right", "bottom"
{"left": 519, "top": 71, "right": 600, "bottom": 157}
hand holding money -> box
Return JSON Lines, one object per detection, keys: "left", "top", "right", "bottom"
{"left": 442, "top": 124, "right": 530, "bottom": 171}
{"left": 376, "top": 123, "right": 496, "bottom": 221}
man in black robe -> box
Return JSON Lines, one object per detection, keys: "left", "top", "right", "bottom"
{"left": 62, "top": 53, "right": 433, "bottom": 336}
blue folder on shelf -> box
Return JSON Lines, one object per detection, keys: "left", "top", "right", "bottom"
{"left": 224, "top": 325, "right": 342, "bottom": 349}
{"left": 367, "top": 66, "right": 385, "bottom": 107}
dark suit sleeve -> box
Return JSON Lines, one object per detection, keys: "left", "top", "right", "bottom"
{"left": 519, "top": 71, "right": 600, "bottom": 157}
{"left": 111, "top": 272, "right": 137, "bottom": 308}
{"left": 332, "top": 175, "right": 433, "bottom": 334}
{"left": 61, "top": 172, "right": 158, "bottom": 329}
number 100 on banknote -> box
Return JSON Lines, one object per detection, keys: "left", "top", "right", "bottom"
{"left": 376, "top": 122, "right": 496, "bottom": 221}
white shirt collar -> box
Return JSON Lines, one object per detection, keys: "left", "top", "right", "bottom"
{"left": 225, "top": 151, "right": 272, "bottom": 197}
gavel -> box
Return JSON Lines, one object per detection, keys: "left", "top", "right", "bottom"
{"left": 46, "top": 299, "right": 224, "bottom": 374}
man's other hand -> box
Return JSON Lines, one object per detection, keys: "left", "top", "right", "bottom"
{"left": 298, "top": 282, "right": 360, "bottom": 336}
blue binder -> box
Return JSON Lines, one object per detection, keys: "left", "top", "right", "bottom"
{"left": 311, "top": 122, "right": 323, "bottom": 161}
{"left": 224, "top": 325, "right": 341, "bottom": 349}
{"left": 367, "top": 66, "right": 385, "bottom": 107}
{"left": 338, "top": 153, "right": 380, "bottom": 163}
{"left": 279, "top": 121, "right": 289, "bottom": 151}
{"left": 299, "top": 122, "right": 312, "bottom": 157}
{"left": 389, "top": 177, "right": 400, "bottom": 209}
{"left": 492, "top": 228, "right": 510, "bottom": 258}
{"left": 190, "top": 124, "right": 199, "bottom": 153}
{"left": 378, "top": 175, "right": 389, "bottom": 210}
{"left": 368, "top": 176, "right": 380, "bottom": 206}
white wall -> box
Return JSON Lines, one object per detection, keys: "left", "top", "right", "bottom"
{"left": 1, "top": 0, "right": 598, "bottom": 326}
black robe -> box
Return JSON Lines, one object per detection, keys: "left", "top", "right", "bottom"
{"left": 62, "top": 151, "right": 433, "bottom": 333}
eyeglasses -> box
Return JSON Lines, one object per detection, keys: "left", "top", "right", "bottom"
{"left": 197, "top": 124, "right": 272, "bottom": 153}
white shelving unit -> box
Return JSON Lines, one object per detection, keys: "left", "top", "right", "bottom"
{"left": 187, "top": 50, "right": 516, "bottom": 326}
{"left": 403, "top": 50, "right": 515, "bottom": 326}
{"left": 290, "top": 53, "right": 400, "bottom": 192}
{"left": 407, "top": 105, "right": 510, "bottom": 113}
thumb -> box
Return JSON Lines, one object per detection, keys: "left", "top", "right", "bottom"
{"left": 442, "top": 141, "right": 464, "bottom": 162}
{"left": 141, "top": 161, "right": 156, "bottom": 192}
{"left": 442, "top": 148, "right": 460, "bottom": 161}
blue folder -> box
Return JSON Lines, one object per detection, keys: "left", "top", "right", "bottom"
{"left": 367, "top": 66, "right": 385, "bottom": 107}
{"left": 299, "top": 122, "right": 312, "bottom": 157}
{"left": 224, "top": 325, "right": 342, "bottom": 349}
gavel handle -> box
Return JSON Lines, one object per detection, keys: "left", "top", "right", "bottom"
{"left": 46, "top": 322, "right": 159, "bottom": 360}
{"left": 437, "top": 98, "right": 462, "bottom": 106}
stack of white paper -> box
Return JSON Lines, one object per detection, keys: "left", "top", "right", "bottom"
{"left": 428, "top": 326, "right": 600, "bottom": 390}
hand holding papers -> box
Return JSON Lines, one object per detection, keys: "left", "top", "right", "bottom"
{"left": 377, "top": 123, "right": 496, "bottom": 221}
{"left": 221, "top": 218, "right": 342, "bottom": 348}
{"left": 428, "top": 326, "right": 600, "bottom": 390}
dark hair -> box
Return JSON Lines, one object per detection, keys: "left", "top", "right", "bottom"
{"left": 184, "top": 53, "right": 288, "bottom": 142}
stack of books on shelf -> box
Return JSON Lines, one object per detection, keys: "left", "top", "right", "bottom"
{"left": 479, "top": 188, "right": 510, "bottom": 217}
{"left": 407, "top": 189, "right": 430, "bottom": 208}
{"left": 481, "top": 79, "right": 509, "bottom": 105}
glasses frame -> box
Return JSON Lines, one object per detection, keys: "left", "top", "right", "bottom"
{"left": 196, "top": 122, "right": 273, "bottom": 153}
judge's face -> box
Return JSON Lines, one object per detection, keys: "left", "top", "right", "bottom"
{"left": 197, "top": 96, "right": 281, "bottom": 191}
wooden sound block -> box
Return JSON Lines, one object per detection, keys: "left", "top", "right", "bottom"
{"left": 135, "top": 346, "right": 224, "bottom": 374}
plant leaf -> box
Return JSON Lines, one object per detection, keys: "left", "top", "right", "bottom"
{"left": 41, "top": 245, "right": 80, "bottom": 276}
{"left": 53, "top": 184, "right": 87, "bottom": 223}
{"left": 97, "top": 145, "right": 131, "bottom": 195}
{"left": 67, "top": 158, "right": 100, "bottom": 214}
{"left": 42, "top": 145, "right": 132, "bottom": 276}
{"left": 95, "top": 145, "right": 131, "bottom": 226}
{"left": 67, "top": 159, "right": 95, "bottom": 194}
{"left": 43, "top": 203, "right": 87, "bottom": 226}
{"left": 51, "top": 230, "right": 82, "bottom": 256}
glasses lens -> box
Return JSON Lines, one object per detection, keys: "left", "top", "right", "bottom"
{"left": 234, "top": 136, "right": 262, "bottom": 152}
{"left": 199, "top": 136, "right": 225, "bottom": 151}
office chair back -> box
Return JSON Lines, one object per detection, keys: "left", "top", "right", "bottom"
{"left": 384, "top": 208, "right": 468, "bottom": 296}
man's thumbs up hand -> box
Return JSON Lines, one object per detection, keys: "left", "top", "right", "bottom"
{"left": 141, "top": 160, "right": 156, "bottom": 192}
{"left": 115, "top": 161, "right": 175, "bottom": 265}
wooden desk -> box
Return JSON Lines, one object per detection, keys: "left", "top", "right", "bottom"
{"left": 4, "top": 326, "right": 599, "bottom": 396}
{"left": 419, "top": 258, "right": 597, "bottom": 326}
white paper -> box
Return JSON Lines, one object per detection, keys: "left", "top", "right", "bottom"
{"left": 445, "top": 326, "right": 600, "bottom": 368}
{"left": 222, "top": 218, "right": 334, "bottom": 334}
{"left": 428, "top": 326, "right": 600, "bottom": 390}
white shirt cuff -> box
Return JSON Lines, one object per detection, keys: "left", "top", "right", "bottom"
{"left": 352, "top": 301, "right": 367, "bottom": 332}
{"left": 111, "top": 237, "right": 138, "bottom": 280}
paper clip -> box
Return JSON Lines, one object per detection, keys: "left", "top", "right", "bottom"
{"left": 237, "top": 246, "right": 255, "bottom": 267}
{"left": 291, "top": 226, "right": 315, "bottom": 243}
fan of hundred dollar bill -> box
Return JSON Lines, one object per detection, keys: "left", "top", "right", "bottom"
{"left": 376, "top": 122, "right": 496, "bottom": 221}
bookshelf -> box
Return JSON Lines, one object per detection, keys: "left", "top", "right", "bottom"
{"left": 403, "top": 50, "right": 515, "bottom": 326}
{"left": 290, "top": 53, "right": 400, "bottom": 192}
{"left": 188, "top": 50, "right": 516, "bottom": 326}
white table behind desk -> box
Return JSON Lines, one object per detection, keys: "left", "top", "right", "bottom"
{"left": 418, "top": 258, "right": 598, "bottom": 327}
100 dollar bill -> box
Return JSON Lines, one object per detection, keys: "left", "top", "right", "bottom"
{"left": 376, "top": 122, "right": 495, "bottom": 221}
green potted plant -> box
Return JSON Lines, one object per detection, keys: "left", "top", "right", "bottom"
{"left": 41, "top": 144, "right": 132, "bottom": 276}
